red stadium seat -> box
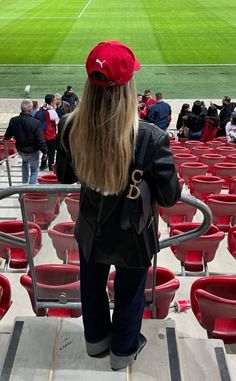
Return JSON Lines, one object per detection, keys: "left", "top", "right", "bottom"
{"left": 173, "top": 153, "right": 198, "bottom": 172}
{"left": 199, "top": 153, "right": 225, "bottom": 174}
{"left": 107, "top": 267, "right": 180, "bottom": 319}
{"left": 178, "top": 176, "right": 185, "bottom": 191}
{"left": 38, "top": 173, "right": 59, "bottom": 184}
{"left": 191, "top": 276, "right": 236, "bottom": 344}
{"left": 64, "top": 193, "right": 80, "bottom": 222}
{"left": 189, "top": 175, "right": 225, "bottom": 202}
{"left": 191, "top": 146, "right": 214, "bottom": 158}
{"left": 20, "top": 264, "right": 81, "bottom": 317}
{"left": 0, "top": 274, "right": 12, "bottom": 320}
{"left": 212, "top": 162, "right": 236, "bottom": 188}
{"left": 179, "top": 162, "right": 208, "bottom": 185}
{"left": 205, "top": 140, "right": 225, "bottom": 149}
{"left": 170, "top": 223, "right": 224, "bottom": 275}
{"left": 215, "top": 146, "right": 236, "bottom": 156}
{"left": 206, "top": 194, "right": 236, "bottom": 231}
{"left": 48, "top": 222, "right": 80, "bottom": 265}
{"left": 229, "top": 177, "right": 236, "bottom": 194}
{"left": 170, "top": 146, "right": 190, "bottom": 155}
{"left": 184, "top": 140, "right": 203, "bottom": 150}
{"left": 0, "top": 220, "right": 42, "bottom": 270}
{"left": 225, "top": 154, "right": 236, "bottom": 164}
{"left": 216, "top": 136, "right": 228, "bottom": 143}
{"left": 23, "top": 192, "right": 60, "bottom": 230}
{"left": 159, "top": 201, "right": 197, "bottom": 226}
{"left": 227, "top": 226, "right": 236, "bottom": 259}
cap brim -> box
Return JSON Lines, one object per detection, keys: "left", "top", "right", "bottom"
{"left": 134, "top": 59, "right": 141, "bottom": 71}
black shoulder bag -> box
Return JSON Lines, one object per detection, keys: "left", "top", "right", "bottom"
{"left": 120, "top": 127, "right": 153, "bottom": 234}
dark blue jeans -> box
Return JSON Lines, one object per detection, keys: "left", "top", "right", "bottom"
{"left": 79, "top": 249, "right": 148, "bottom": 355}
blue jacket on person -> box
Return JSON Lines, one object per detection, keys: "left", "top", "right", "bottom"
{"left": 147, "top": 101, "right": 171, "bottom": 130}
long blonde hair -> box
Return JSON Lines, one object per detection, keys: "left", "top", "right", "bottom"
{"left": 69, "top": 76, "right": 138, "bottom": 194}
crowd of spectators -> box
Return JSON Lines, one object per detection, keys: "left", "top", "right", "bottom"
{"left": 3, "top": 87, "right": 236, "bottom": 186}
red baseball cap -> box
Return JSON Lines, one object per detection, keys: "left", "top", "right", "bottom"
{"left": 86, "top": 40, "right": 140, "bottom": 87}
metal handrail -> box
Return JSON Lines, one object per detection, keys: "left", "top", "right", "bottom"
{"left": 0, "top": 185, "right": 212, "bottom": 314}
{"left": 0, "top": 139, "right": 18, "bottom": 186}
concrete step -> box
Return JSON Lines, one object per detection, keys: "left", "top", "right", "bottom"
{"left": 0, "top": 333, "right": 10, "bottom": 374}
{"left": 0, "top": 317, "right": 234, "bottom": 381}
{"left": 178, "top": 337, "right": 233, "bottom": 381}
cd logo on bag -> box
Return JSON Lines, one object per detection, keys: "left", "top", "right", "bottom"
{"left": 127, "top": 169, "right": 143, "bottom": 199}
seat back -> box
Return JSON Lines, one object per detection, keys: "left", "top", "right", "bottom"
{"left": 206, "top": 193, "right": 236, "bottom": 231}
{"left": 215, "top": 146, "right": 236, "bottom": 156}
{"left": 170, "top": 146, "right": 190, "bottom": 155}
{"left": 108, "top": 267, "right": 179, "bottom": 319}
{"left": 20, "top": 264, "right": 81, "bottom": 317}
{"left": 184, "top": 140, "right": 203, "bottom": 150}
{"left": 212, "top": 162, "right": 236, "bottom": 187}
{"left": 64, "top": 193, "right": 80, "bottom": 222}
{"left": 48, "top": 222, "right": 80, "bottom": 264}
{"left": 170, "top": 223, "right": 224, "bottom": 272}
{"left": 227, "top": 226, "right": 236, "bottom": 259}
{"left": 189, "top": 175, "right": 225, "bottom": 202}
{"left": 179, "top": 162, "right": 208, "bottom": 185}
{"left": 191, "top": 146, "right": 214, "bottom": 157}
{"left": 199, "top": 153, "right": 224, "bottom": 174}
{"left": 205, "top": 140, "right": 225, "bottom": 149}
{"left": 190, "top": 276, "right": 236, "bottom": 343}
{"left": 0, "top": 220, "right": 42, "bottom": 269}
{"left": 23, "top": 193, "right": 60, "bottom": 229}
{"left": 0, "top": 274, "right": 12, "bottom": 319}
{"left": 159, "top": 201, "right": 197, "bottom": 225}
{"left": 173, "top": 153, "right": 198, "bottom": 172}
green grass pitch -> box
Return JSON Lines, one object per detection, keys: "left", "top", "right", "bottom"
{"left": 0, "top": 0, "right": 236, "bottom": 98}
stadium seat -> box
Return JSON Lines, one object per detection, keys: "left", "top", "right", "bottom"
{"left": 229, "top": 177, "right": 236, "bottom": 194}
{"left": 169, "top": 140, "right": 182, "bottom": 146}
{"left": 191, "top": 276, "right": 236, "bottom": 343}
{"left": 20, "top": 264, "right": 81, "bottom": 317}
{"left": 199, "top": 153, "right": 225, "bottom": 174}
{"left": 191, "top": 146, "right": 214, "bottom": 158}
{"left": 215, "top": 146, "right": 236, "bottom": 156}
{"left": 107, "top": 267, "right": 180, "bottom": 319}
{"left": 48, "top": 222, "right": 80, "bottom": 265}
{"left": 227, "top": 226, "right": 236, "bottom": 259}
{"left": 0, "top": 220, "right": 42, "bottom": 271}
{"left": 178, "top": 176, "right": 185, "bottom": 191}
{"left": 170, "top": 146, "right": 190, "bottom": 155}
{"left": 173, "top": 153, "right": 198, "bottom": 172}
{"left": 184, "top": 140, "right": 203, "bottom": 150}
{"left": 205, "top": 140, "right": 225, "bottom": 149}
{"left": 64, "top": 193, "right": 80, "bottom": 221}
{"left": 225, "top": 154, "right": 236, "bottom": 164}
{"left": 170, "top": 222, "right": 224, "bottom": 275}
{"left": 0, "top": 274, "right": 12, "bottom": 320}
{"left": 23, "top": 192, "right": 60, "bottom": 230}
{"left": 38, "top": 173, "right": 59, "bottom": 184}
{"left": 212, "top": 162, "right": 236, "bottom": 188}
{"left": 179, "top": 162, "right": 208, "bottom": 185}
{"left": 216, "top": 137, "right": 228, "bottom": 143}
{"left": 159, "top": 201, "right": 197, "bottom": 226}
{"left": 178, "top": 137, "right": 188, "bottom": 145}
{"left": 189, "top": 175, "right": 225, "bottom": 202}
{"left": 206, "top": 194, "right": 236, "bottom": 231}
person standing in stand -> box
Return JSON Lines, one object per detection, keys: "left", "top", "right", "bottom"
{"left": 56, "top": 40, "right": 180, "bottom": 371}
{"left": 4, "top": 100, "right": 47, "bottom": 184}
{"left": 35, "top": 94, "right": 59, "bottom": 171}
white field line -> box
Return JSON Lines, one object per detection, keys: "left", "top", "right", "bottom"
{"left": 0, "top": 17, "right": 76, "bottom": 20}
{"left": 77, "top": 0, "right": 93, "bottom": 19}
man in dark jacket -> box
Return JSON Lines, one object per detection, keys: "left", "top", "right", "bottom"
{"left": 213, "top": 96, "right": 236, "bottom": 136}
{"left": 62, "top": 85, "right": 79, "bottom": 111}
{"left": 146, "top": 92, "right": 171, "bottom": 131}
{"left": 4, "top": 99, "right": 47, "bottom": 184}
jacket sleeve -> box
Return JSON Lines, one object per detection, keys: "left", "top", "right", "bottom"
{"left": 35, "top": 123, "right": 48, "bottom": 154}
{"left": 146, "top": 130, "right": 181, "bottom": 207}
{"left": 4, "top": 120, "right": 14, "bottom": 140}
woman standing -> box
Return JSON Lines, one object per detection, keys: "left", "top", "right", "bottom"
{"left": 56, "top": 40, "right": 180, "bottom": 370}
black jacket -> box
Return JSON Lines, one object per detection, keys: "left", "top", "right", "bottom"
{"left": 4, "top": 113, "right": 48, "bottom": 154}
{"left": 62, "top": 92, "right": 79, "bottom": 111}
{"left": 56, "top": 120, "right": 181, "bottom": 268}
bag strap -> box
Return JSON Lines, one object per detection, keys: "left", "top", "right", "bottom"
{"left": 135, "top": 124, "right": 153, "bottom": 169}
